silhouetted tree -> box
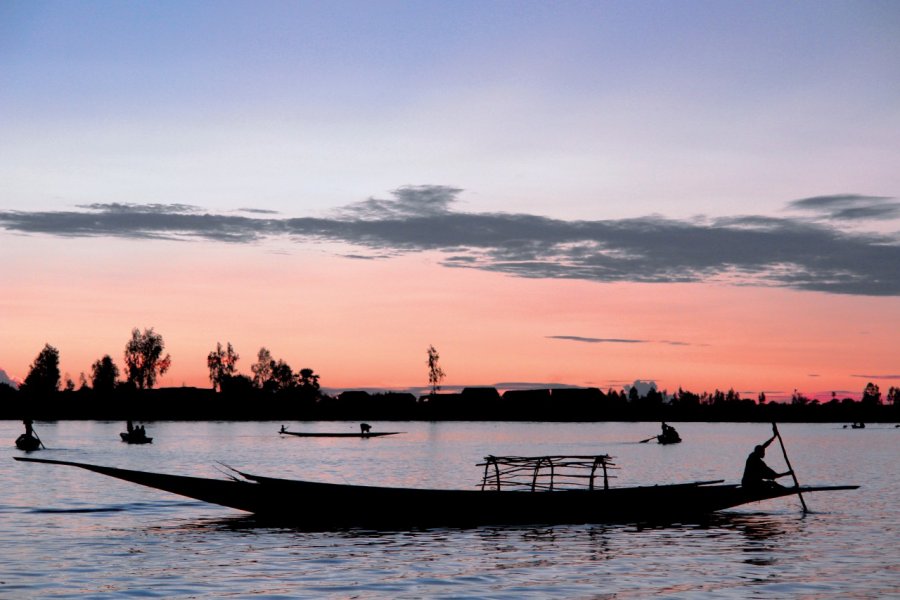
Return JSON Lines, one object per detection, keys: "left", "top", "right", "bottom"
{"left": 21, "top": 344, "right": 61, "bottom": 396}
{"left": 427, "top": 345, "right": 445, "bottom": 396}
{"left": 673, "top": 387, "right": 700, "bottom": 408}
{"left": 888, "top": 386, "right": 899, "bottom": 406}
{"left": 297, "top": 368, "right": 320, "bottom": 392}
{"left": 251, "top": 347, "right": 274, "bottom": 388}
{"left": 63, "top": 373, "right": 75, "bottom": 392}
{"left": 861, "top": 382, "right": 881, "bottom": 406}
{"left": 219, "top": 374, "right": 255, "bottom": 396}
{"left": 207, "top": 342, "right": 239, "bottom": 391}
{"left": 124, "top": 327, "right": 171, "bottom": 390}
{"left": 791, "top": 389, "right": 809, "bottom": 406}
{"left": 270, "top": 359, "right": 294, "bottom": 392}
{"left": 91, "top": 355, "right": 120, "bottom": 394}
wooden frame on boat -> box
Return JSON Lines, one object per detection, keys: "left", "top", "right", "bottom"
{"left": 479, "top": 455, "right": 617, "bottom": 491}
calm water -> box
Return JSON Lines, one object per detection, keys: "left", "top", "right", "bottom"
{"left": 1, "top": 420, "right": 897, "bottom": 598}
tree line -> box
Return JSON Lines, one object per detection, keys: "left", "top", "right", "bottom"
{"left": 6, "top": 328, "right": 322, "bottom": 398}
{"left": 2, "top": 331, "right": 898, "bottom": 422}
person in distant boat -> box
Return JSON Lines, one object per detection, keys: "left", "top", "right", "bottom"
{"left": 661, "top": 422, "right": 678, "bottom": 438}
{"left": 360, "top": 423, "right": 371, "bottom": 436}
{"left": 742, "top": 431, "right": 792, "bottom": 489}
{"left": 127, "top": 420, "right": 134, "bottom": 434}
{"left": 24, "top": 419, "right": 35, "bottom": 438}
{"left": 280, "top": 425, "right": 287, "bottom": 434}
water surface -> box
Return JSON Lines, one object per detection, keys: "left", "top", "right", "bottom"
{"left": 2, "top": 420, "right": 896, "bottom": 598}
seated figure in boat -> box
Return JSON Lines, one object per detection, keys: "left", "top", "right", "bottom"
{"left": 742, "top": 430, "right": 792, "bottom": 489}
{"left": 360, "top": 423, "right": 372, "bottom": 436}
{"left": 659, "top": 422, "right": 681, "bottom": 443}
{"left": 15, "top": 419, "right": 41, "bottom": 451}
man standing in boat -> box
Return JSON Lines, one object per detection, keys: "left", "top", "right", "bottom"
{"left": 742, "top": 428, "right": 792, "bottom": 489}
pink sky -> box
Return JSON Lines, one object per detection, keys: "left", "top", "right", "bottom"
{"left": 2, "top": 4, "right": 898, "bottom": 402}
{"left": 2, "top": 233, "right": 896, "bottom": 401}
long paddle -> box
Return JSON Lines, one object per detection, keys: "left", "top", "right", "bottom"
{"left": 30, "top": 424, "right": 46, "bottom": 449}
{"left": 639, "top": 435, "right": 657, "bottom": 443}
{"left": 772, "top": 422, "right": 808, "bottom": 513}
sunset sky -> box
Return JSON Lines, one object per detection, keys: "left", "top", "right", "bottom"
{"left": 2, "top": 1, "right": 898, "bottom": 400}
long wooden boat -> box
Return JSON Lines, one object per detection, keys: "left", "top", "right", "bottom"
{"left": 279, "top": 430, "right": 402, "bottom": 438}
{"left": 14, "top": 455, "right": 858, "bottom": 529}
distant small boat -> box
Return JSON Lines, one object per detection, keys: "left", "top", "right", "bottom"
{"left": 850, "top": 422, "right": 866, "bottom": 429}
{"left": 15, "top": 434, "right": 42, "bottom": 452}
{"left": 279, "top": 430, "right": 402, "bottom": 438}
{"left": 120, "top": 431, "right": 153, "bottom": 444}
{"left": 657, "top": 432, "right": 682, "bottom": 445}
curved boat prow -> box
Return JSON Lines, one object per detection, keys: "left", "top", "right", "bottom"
{"left": 14, "top": 456, "right": 261, "bottom": 513}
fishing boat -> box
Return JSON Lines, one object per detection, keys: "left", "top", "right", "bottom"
{"left": 13, "top": 454, "right": 858, "bottom": 529}
{"left": 120, "top": 431, "right": 153, "bottom": 444}
{"left": 656, "top": 432, "right": 682, "bottom": 445}
{"left": 279, "top": 430, "right": 402, "bottom": 438}
{"left": 14, "top": 434, "right": 41, "bottom": 452}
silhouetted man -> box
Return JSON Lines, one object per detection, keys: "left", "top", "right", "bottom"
{"left": 742, "top": 430, "right": 792, "bottom": 488}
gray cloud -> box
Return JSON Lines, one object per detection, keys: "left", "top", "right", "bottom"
{"left": 336, "top": 185, "right": 460, "bottom": 220}
{"left": 548, "top": 336, "right": 699, "bottom": 347}
{"left": 2, "top": 186, "right": 899, "bottom": 296}
{"left": 548, "top": 335, "right": 647, "bottom": 344}
{"left": 0, "top": 368, "right": 19, "bottom": 388}
{"left": 788, "top": 194, "right": 900, "bottom": 221}
{"left": 851, "top": 374, "right": 900, "bottom": 380}
{"left": 237, "top": 207, "right": 280, "bottom": 215}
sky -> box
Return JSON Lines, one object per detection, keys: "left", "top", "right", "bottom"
{"left": 1, "top": 1, "right": 899, "bottom": 400}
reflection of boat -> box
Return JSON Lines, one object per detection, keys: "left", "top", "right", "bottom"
{"left": 120, "top": 431, "right": 153, "bottom": 444}
{"left": 15, "top": 434, "right": 41, "bottom": 451}
{"left": 14, "top": 455, "right": 859, "bottom": 529}
{"left": 278, "top": 430, "right": 401, "bottom": 438}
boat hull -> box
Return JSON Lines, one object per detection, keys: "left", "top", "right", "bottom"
{"left": 120, "top": 432, "right": 153, "bottom": 444}
{"left": 15, "top": 435, "right": 41, "bottom": 452}
{"left": 279, "top": 431, "right": 401, "bottom": 438}
{"left": 13, "top": 457, "right": 858, "bottom": 529}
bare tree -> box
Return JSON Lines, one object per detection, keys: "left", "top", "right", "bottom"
{"left": 251, "top": 347, "right": 274, "bottom": 389}
{"left": 426, "top": 345, "right": 445, "bottom": 396}
{"left": 124, "top": 327, "right": 171, "bottom": 389}
{"left": 207, "top": 342, "right": 239, "bottom": 391}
